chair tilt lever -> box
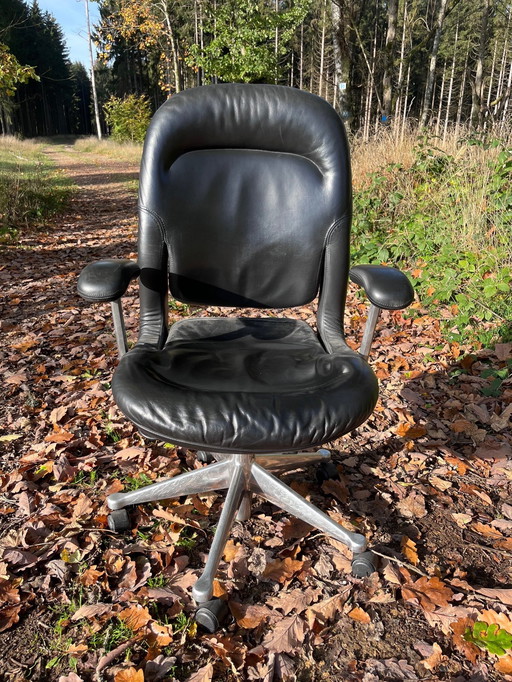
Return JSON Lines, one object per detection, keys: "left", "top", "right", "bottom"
{"left": 106, "top": 453, "right": 367, "bottom": 605}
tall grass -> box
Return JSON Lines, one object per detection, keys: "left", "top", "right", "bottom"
{"left": 0, "top": 136, "right": 72, "bottom": 241}
{"left": 72, "top": 137, "right": 142, "bottom": 164}
{"left": 350, "top": 127, "right": 512, "bottom": 346}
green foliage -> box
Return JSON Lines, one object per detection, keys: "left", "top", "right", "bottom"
{"left": 0, "top": 42, "right": 38, "bottom": 97}
{"left": 351, "top": 137, "right": 512, "bottom": 346}
{"left": 464, "top": 621, "right": 512, "bottom": 656}
{"left": 187, "top": 0, "right": 311, "bottom": 83}
{"left": 0, "top": 137, "right": 72, "bottom": 240}
{"left": 103, "top": 94, "right": 151, "bottom": 143}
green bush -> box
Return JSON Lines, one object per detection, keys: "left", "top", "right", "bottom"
{"left": 103, "top": 94, "right": 151, "bottom": 143}
{"left": 351, "top": 137, "right": 512, "bottom": 346}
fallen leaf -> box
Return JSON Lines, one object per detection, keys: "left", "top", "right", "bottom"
{"left": 395, "top": 423, "right": 427, "bottom": 439}
{"left": 262, "top": 557, "right": 304, "bottom": 584}
{"left": 420, "top": 642, "right": 444, "bottom": 671}
{"left": 114, "top": 670, "right": 144, "bottom": 682}
{"left": 475, "top": 588, "right": 512, "bottom": 606}
{"left": 401, "top": 536, "right": 419, "bottom": 565}
{"left": 266, "top": 587, "right": 321, "bottom": 616}
{"left": 348, "top": 606, "right": 370, "bottom": 623}
{"left": 118, "top": 605, "right": 152, "bottom": 631}
{"left": 185, "top": 663, "right": 213, "bottom": 682}
{"left": 0, "top": 604, "right": 22, "bottom": 632}
{"left": 495, "top": 654, "right": 512, "bottom": 675}
{"left": 471, "top": 522, "right": 503, "bottom": 539}
{"left": 450, "top": 617, "right": 480, "bottom": 663}
{"left": 397, "top": 492, "right": 427, "bottom": 519}
{"left": 261, "top": 614, "right": 305, "bottom": 653}
{"left": 452, "top": 513, "right": 472, "bottom": 527}
{"left": 402, "top": 576, "right": 453, "bottom": 612}
{"left": 229, "top": 602, "right": 274, "bottom": 629}
{"left": 71, "top": 603, "right": 114, "bottom": 621}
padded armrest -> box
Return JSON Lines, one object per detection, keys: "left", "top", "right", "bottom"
{"left": 349, "top": 264, "right": 414, "bottom": 310}
{"left": 77, "top": 259, "right": 140, "bottom": 302}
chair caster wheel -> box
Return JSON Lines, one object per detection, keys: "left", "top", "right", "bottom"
{"left": 316, "top": 460, "right": 339, "bottom": 483}
{"left": 351, "top": 551, "right": 378, "bottom": 578}
{"left": 196, "top": 451, "right": 214, "bottom": 464}
{"left": 107, "top": 509, "right": 132, "bottom": 532}
{"left": 195, "top": 598, "right": 229, "bottom": 633}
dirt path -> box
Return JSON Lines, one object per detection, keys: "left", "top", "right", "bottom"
{"left": 0, "top": 149, "right": 511, "bottom": 682}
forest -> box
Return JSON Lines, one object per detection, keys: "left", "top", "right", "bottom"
{"left": 0, "top": 0, "right": 511, "bottom": 138}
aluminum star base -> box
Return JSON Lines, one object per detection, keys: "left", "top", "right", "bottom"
{"left": 107, "top": 451, "right": 367, "bottom": 603}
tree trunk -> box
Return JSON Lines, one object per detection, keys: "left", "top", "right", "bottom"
{"left": 382, "top": 0, "right": 398, "bottom": 119}
{"left": 84, "top": 0, "right": 102, "bottom": 139}
{"left": 471, "top": 0, "right": 491, "bottom": 128}
{"left": 420, "top": 0, "right": 449, "bottom": 128}
{"left": 443, "top": 22, "right": 458, "bottom": 141}
{"left": 455, "top": 43, "right": 469, "bottom": 135}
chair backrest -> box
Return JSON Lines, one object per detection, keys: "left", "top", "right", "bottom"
{"left": 137, "top": 84, "right": 352, "bottom": 347}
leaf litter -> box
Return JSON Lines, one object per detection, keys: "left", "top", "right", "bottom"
{"left": 0, "top": 148, "right": 511, "bottom": 681}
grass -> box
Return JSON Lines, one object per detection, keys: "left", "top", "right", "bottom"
{"left": 350, "top": 127, "right": 512, "bottom": 346}
{"left": 0, "top": 136, "right": 73, "bottom": 241}
{"left": 72, "top": 136, "right": 142, "bottom": 164}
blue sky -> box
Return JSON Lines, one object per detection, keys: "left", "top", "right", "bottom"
{"left": 37, "top": 0, "right": 101, "bottom": 67}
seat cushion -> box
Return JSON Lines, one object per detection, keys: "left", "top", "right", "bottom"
{"left": 112, "top": 318, "right": 379, "bottom": 454}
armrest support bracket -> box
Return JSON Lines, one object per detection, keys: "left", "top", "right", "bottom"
{"left": 350, "top": 264, "right": 414, "bottom": 360}
{"left": 78, "top": 259, "right": 140, "bottom": 358}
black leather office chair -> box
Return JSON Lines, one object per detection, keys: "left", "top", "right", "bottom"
{"left": 78, "top": 84, "right": 413, "bottom": 630}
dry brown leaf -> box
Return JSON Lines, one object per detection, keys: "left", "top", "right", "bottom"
{"left": 450, "top": 617, "right": 480, "bottom": 664}
{"left": 396, "top": 491, "right": 427, "bottom": 519}
{"left": 402, "top": 576, "right": 453, "bottom": 612}
{"left": 429, "top": 475, "right": 452, "bottom": 491}
{"left": 495, "top": 654, "right": 512, "bottom": 675}
{"left": 470, "top": 522, "right": 503, "bottom": 539}
{"left": 347, "top": 606, "right": 371, "bottom": 623}
{"left": 72, "top": 493, "right": 94, "bottom": 520}
{"left": 114, "top": 669, "right": 144, "bottom": 682}
{"left": 185, "top": 663, "right": 213, "bottom": 682}
{"left": 0, "top": 604, "right": 21, "bottom": 632}
{"left": 421, "top": 642, "right": 444, "bottom": 671}
{"left": 71, "top": 603, "right": 114, "bottom": 621}
{"left": 223, "top": 540, "right": 240, "bottom": 562}
{"left": 395, "top": 423, "right": 427, "bottom": 439}
{"left": 452, "top": 513, "right": 472, "bottom": 527}
{"left": 229, "top": 602, "right": 274, "bottom": 629}
{"left": 401, "top": 536, "right": 419, "bottom": 565}
{"left": 78, "top": 566, "right": 104, "bottom": 586}
{"left": 118, "top": 605, "right": 152, "bottom": 631}
{"left": 382, "top": 562, "right": 402, "bottom": 585}
{"left": 475, "top": 588, "right": 512, "bottom": 605}
{"left": 262, "top": 557, "right": 304, "bottom": 584}
{"left": 306, "top": 591, "right": 349, "bottom": 627}
{"left": 266, "top": 586, "right": 321, "bottom": 616}
{"left": 261, "top": 614, "right": 305, "bottom": 653}
{"left": 480, "top": 610, "right": 512, "bottom": 635}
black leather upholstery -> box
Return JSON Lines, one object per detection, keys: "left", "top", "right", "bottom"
{"left": 113, "top": 318, "right": 378, "bottom": 453}
{"left": 350, "top": 264, "right": 415, "bottom": 310}
{"left": 78, "top": 259, "right": 140, "bottom": 302}
{"left": 91, "top": 84, "right": 384, "bottom": 453}
{"left": 136, "top": 84, "right": 351, "bottom": 347}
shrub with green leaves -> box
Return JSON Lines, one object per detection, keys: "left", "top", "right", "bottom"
{"left": 103, "top": 94, "right": 151, "bottom": 143}
{"left": 351, "top": 137, "right": 512, "bottom": 346}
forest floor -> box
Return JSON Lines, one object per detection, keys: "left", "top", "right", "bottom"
{"left": 0, "top": 143, "right": 511, "bottom": 682}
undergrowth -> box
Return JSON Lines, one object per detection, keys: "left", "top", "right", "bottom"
{"left": 0, "top": 136, "right": 72, "bottom": 241}
{"left": 351, "top": 133, "right": 512, "bottom": 346}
